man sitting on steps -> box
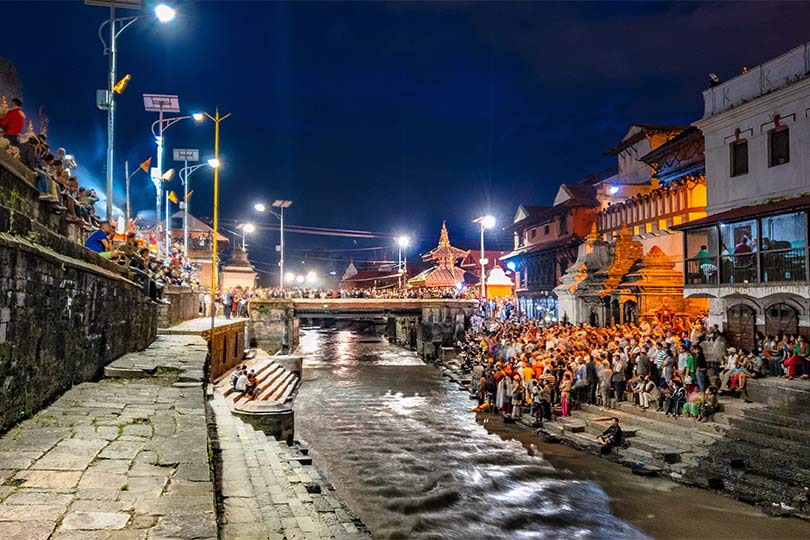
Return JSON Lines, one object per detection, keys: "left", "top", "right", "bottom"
{"left": 597, "top": 417, "right": 623, "bottom": 451}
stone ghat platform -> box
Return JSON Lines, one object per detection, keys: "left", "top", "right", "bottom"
{"left": 213, "top": 351, "right": 301, "bottom": 444}
{"left": 437, "top": 355, "right": 810, "bottom": 520}
{"left": 0, "top": 333, "right": 216, "bottom": 540}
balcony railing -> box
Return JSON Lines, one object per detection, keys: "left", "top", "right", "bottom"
{"left": 685, "top": 257, "right": 719, "bottom": 285}
{"left": 685, "top": 247, "right": 807, "bottom": 286}
{"left": 762, "top": 247, "right": 807, "bottom": 282}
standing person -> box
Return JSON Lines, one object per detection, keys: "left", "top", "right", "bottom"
{"left": 560, "top": 373, "right": 572, "bottom": 417}
{"left": 222, "top": 288, "right": 234, "bottom": 320}
{"left": 598, "top": 360, "right": 613, "bottom": 408}
{"left": 586, "top": 355, "right": 598, "bottom": 405}
{"left": 693, "top": 344, "right": 708, "bottom": 393}
{"left": 0, "top": 98, "right": 25, "bottom": 147}
{"left": 611, "top": 353, "right": 627, "bottom": 402}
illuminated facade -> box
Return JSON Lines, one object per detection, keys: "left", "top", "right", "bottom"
{"left": 676, "top": 42, "right": 810, "bottom": 349}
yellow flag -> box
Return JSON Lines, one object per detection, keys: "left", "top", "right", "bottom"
{"left": 185, "top": 190, "right": 193, "bottom": 201}
{"left": 139, "top": 157, "right": 152, "bottom": 173}
{"left": 168, "top": 191, "right": 178, "bottom": 204}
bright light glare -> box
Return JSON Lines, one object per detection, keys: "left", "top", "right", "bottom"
{"left": 254, "top": 203, "right": 267, "bottom": 213}
{"left": 154, "top": 4, "right": 176, "bottom": 23}
{"left": 455, "top": 281, "right": 464, "bottom": 291}
{"left": 481, "top": 215, "right": 496, "bottom": 229}
{"left": 305, "top": 271, "right": 317, "bottom": 284}
{"left": 506, "top": 261, "right": 516, "bottom": 271}
{"left": 295, "top": 275, "right": 304, "bottom": 284}
{"left": 609, "top": 185, "right": 620, "bottom": 195}
{"left": 285, "top": 272, "right": 296, "bottom": 282}
{"left": 242, "top": 223, "right": 256, "bottom": 234}
{"left": 192, "top": 112, "right": 204, "bottom": 122}
{"left": 397, "top": 236, "right": 410, "bottom": 248}
{"left": 207, "top": 158, "right": 220, "bottom": 168}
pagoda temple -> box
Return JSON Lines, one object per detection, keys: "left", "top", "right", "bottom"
{"left": 407, "top": 222, "right": 468, "bottom": 288}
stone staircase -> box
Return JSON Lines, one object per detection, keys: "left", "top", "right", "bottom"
{"left": 218, "top": 357, "right": 300, "bottom": 406}
{"left": 211, "top": 397, "right": 371, "bottom": 539}
{"left": 685, "top": 379, "right": 810, "bottom": 517}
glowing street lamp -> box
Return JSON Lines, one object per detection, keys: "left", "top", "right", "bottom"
{"left": 89, "top": 0, "right": 178, "bottom": 221}
{"left": 396, "top": 235, "right": 410, "bottom": 289}
{"left": 253, "top": 202, "right": 267, "bottom": 213}
{"left": 236, "top": 222, "right": 255, "bottom": 250}
{"left": 473, "top": 215, "right": 496, "bottom": 298}
{"left": 195, "top": 108, "right": 232, "bottom": 332}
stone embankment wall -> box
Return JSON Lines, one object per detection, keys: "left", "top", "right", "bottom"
{"left": 249, "top": 299, "right": 298, "bottom": 352}
{"left": 0, "top": 154, "right": 157, "bottom": 433}
{"left": 157, "top": 285, "right": 201, "bottom": 327}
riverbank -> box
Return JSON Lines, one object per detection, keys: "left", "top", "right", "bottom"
{"left": 433, "top": 360, "right": 810, "bottom": 538}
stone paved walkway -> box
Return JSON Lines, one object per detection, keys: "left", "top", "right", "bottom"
{"left": 0, "top": 334, "right": 216, "bottom": 540}
{"left": 211, "top": 397, "right": 370, "bottom": 540}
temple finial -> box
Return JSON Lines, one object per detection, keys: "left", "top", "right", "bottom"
{"left": 439, "top": 220, "right": 450, "bottom": 247}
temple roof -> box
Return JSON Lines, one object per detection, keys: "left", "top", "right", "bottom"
{"left": 421, "top": 221, "right": 468, "bottom": 263}
{"left": 410, "top": 221, "right": 469, "bottom": 288}
{"left": 605, "top": 124, "right": 689, "bottom": 156}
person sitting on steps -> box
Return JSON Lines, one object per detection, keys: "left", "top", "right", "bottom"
{"left": 597, "top": 417, "right": 623, "bottom": 451}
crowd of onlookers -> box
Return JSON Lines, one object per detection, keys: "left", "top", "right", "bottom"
{"left": 253, "top": 286, "right": 476, "bottom": 300}
{"left": 1, "top": 97, "right": 100, "bottom": 231}
{"left": 462, "top": 314, "right": 809, "bottom": 431}
{"left": 84, "top": 223, "right": 200, "bottom": 301}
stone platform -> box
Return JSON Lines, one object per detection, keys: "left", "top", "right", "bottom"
{"left": 0, "top": 333, "right": 216, "bottom": 540}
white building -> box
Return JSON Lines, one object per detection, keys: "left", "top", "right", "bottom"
{"left": 676, "top": 42, "right": 810, "bottom": 350}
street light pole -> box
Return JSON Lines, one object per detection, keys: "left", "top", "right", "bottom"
{"left": 92, "top": 3, "right": 176, "bottom": 221}
{"left": 174, "top": 148, "right": 201, "bottom": 257}
{"left": 270, "top": 200, "right": 293, "bottom": 290}
{"left": 200, "top": 109, "right": 231, "bottom": 331}
{"left": 473, "top": 216, "right": 496, "bottom": 299}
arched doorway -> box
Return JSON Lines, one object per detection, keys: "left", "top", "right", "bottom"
{"left": 726, "top": 304, "right": 756, "bottom": 352}
{"left": 764, "top": 302, "right": 799, "bottom": 337}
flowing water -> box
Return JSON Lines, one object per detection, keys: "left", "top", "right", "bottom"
{"left": 294, "top": 329, "right": 810, "bottom": 540}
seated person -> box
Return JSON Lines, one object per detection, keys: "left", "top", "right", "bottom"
{"left": 84, "top": 221, "right": 114, "bottom": 254}
{"left": 665, "top": 380, "right": 686, "bottom": 417}
{"left": 234, "top": 369, "right": 249, "bottom": 393}
{"left": 597, "top": 417, "right": 623, "bottom": 449}
{"left": 697, "top": 387, "right": 719, "bottom": 422}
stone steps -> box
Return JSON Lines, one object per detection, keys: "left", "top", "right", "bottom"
{"left": 211, "top": 397, "right": 371, "bottom": 539}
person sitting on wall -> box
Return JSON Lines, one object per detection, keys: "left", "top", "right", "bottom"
{"left": 235, "top": 369, "right": 249, "bottom": 394}
{"left": 85, "top": 221, "right": 114, "bottom": 254}
{"left": 596, "top": 417, "right": 623, "bottom": 451}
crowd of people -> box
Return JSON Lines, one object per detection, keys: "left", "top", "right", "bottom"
{"left": 462, "top": 313, "right": 809, "bottom": 438}
{"left": 252, "top": 286, "right": 477, "bottom": 300}
{"left": 84, "top": 223, "right": 200, "bottom": 301}
{"left": 1, "top": 97, "right": 100, "bottom": 231}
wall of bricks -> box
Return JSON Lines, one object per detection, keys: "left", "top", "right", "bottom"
{"left": 0, "top": 154, "right": 157, "bottom": 433}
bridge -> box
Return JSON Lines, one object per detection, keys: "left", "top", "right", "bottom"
{"left": 248, "top": 298, "right": 479, "bottom": 356}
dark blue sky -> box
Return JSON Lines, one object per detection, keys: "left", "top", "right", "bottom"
{"left": 5, "top": 1, "right": 810, "bottom": 261}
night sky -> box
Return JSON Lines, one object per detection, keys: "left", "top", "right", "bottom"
{"left": 4, "top": 1, "right": 810, "bottom": 266}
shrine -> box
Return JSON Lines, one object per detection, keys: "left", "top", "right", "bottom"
{"left": 407, "top": 222, "right": 468, "bottom": 288}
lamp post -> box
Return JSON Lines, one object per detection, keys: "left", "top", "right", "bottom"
{"left": 90, "top": 2, "right": 176, "bottom": 221}
{"left": 473, "top": 215, "right": 496, "bottom": 299}
{"left": 256, "top": 200, "right": 293, "bottom": 289}
{"left": 123, "top": 158, "right": 149, "bottom": 230}
{"left": 173, "top": 148, "right": 202, "bottom": 256}
{"left": 197, "top": 109, "right": 231, "bottom": 331}
{"left": 236, "top": 223, "right": 255, "bottom": 250}
{"left": 144, "top": 94, "right": 202, "bottom": 253}
{"left": 397, "top": 236, "right": 410, "bottom": 289}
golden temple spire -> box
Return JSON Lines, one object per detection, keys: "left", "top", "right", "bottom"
{"left": 587, "top": 222, "right": 598, "bottom": 241}
{"left": 438, "top": 220, "right": 451, "bottom": 247}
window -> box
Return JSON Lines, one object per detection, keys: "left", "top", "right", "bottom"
{"left": 559, "top": 212, "right": 568, "bottom": 235}
{"left": 544, "top": 224, "right": 550, "bottom": 235}
{"left": 720, "top": 219, "right": 758, "bottom": 284}
{"left": 530, "top": 228, "right": 537, "bottom": 239}
{"left": 730, "top": 140, "right": 748, "bottom": 177}
{"left": 769, "top": 127, "right": 789, "bottom": 167}
{"left": 761, "top": 211, "right": 806, "bottom": 282}
{"left": 685, "top": 227, "right": 719, "bottom": 285}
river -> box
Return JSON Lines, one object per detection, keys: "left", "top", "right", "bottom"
{"left": 293, "top": 329, "right": 810, "bottom": 540}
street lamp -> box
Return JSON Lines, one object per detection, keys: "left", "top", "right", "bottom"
{"left": 90, "top": 0, "right": 177, "bottom": 221}
{"left": 174, "top": 149, "right": 217, "bottom": 256}
{"left": 256, "top": 200, "right": 293, "bottom": 289}
{"left": 236, "top": 222, "right": 256, "bottom": 250}
{"left": 144, "top": 94, "right": 203, "bottom": 254}
{"left": 473, "top": 215, "right": 496, "bottom": 298}
{"left": 397, "top": 235, "right": 410, "bottom": 289}
{"left": 196, "top": 108, "right": 232, "bottom": 331}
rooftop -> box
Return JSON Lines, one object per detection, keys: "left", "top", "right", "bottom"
{"left": 701, "top": 41, "right": 810, "bottom": 118}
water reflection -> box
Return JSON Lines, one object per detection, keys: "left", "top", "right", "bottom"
{"left": 294, "top": 329, "right": 646, "bottom": 540}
